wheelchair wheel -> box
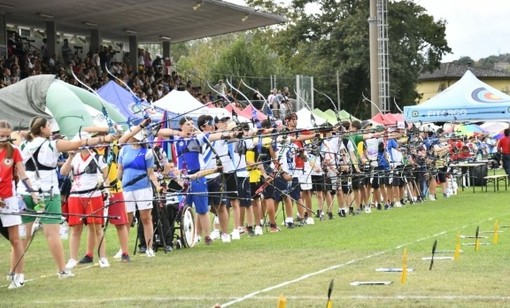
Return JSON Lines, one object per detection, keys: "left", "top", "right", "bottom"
{"left": 180, "top": 205, "right": 196, "bottom": 248}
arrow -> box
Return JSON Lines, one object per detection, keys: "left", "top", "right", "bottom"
{"left": 429, "top": 239, "right": 438, "bottom": 271}
{"left": 349, "top": 281, "right": 392, "bottom": 286}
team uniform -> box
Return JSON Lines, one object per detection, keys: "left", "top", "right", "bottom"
{"left": 0, "top": 147, "right": 22, "bottom": 230}
{"left": 19, "top": 137, "right": 62, "bottom": 224}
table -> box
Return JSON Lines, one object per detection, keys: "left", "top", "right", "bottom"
{"left": 449, "top": 162, "right": 488, "bottom": 193}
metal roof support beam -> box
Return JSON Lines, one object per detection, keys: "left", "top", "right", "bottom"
{"left": 162, "top": 40, "right": 170, "bottom": 61}
{"left": 45, "top": 20, "right": 56, "bottom": 63}
{"left": 89, "top": 29, "right": 99, "bottom": 53}
{"left": 128, "top": 34, "right": 137, "bottom": 73}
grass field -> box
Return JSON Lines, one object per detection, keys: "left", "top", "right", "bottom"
{"left": 2, "top": 184, "right": 510, "bottom": 307}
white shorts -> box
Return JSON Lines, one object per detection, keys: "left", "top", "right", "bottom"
{"left": 123, "top": 187, "right": 154, "bottom": 213}
{"left": 0, "top": 196, "right": 22, "bottom": 227}
{"left": 298, "top": 173, "right": 313, "bottom": 191}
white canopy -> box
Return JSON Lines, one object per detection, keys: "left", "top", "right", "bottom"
{"left": 295, "top": 108, "right": 327, "bottom": 128}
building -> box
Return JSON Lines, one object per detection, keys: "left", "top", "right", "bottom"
{"left": 416, "top": 62, "right": 510, "bottom": 104}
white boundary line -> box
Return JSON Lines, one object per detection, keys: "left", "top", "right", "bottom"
{"left": 220, "top": 218, "right": 499, "bottom": 307}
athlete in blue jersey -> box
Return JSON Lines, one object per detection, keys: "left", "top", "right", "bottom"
{"left": 158, "top": 116, "right": 240, "bottom": 245}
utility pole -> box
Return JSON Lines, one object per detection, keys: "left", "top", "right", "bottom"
{"left": 368, "top": 0, "right": 379, "bottom": 117}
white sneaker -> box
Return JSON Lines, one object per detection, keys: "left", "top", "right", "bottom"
{"left": 254, "top": 226, "right": 263, "bottom": 236}
{"left": 231, "top": 229, "right": 241, "bottom": 240}
{"left": 6, "top": 272, "right": 13, "bottom": 281}
{"left": 394, "top": 201, "right": 402, "bottom": 208}
{"left": 113, "top": 249, "right": 122, "bottom": 259}
{"left": 221, "top": 233, "right": 231, "bottom": 243}
{"left": 65, "top": 259, "right": 78, "bottom": 270}
{"left": 58, "top": 270, "right": 75, "bottom": 279}
{"left": 99, "top": 257, "right": 110, "bottom": 268}
{"left": 238, "top": 226, "right": 245, "bottom": 234}
{"left": 194, "top": 235, "right": 201, "bottom": 245}
{"left": 146, "top": 249, "right": 156, "bottom": 258}
{"left": 305, "top": 217, "right": 315, "bottom": 225}
{"left": 365, "top": 205, "right": 372, "bottom": 214}
{"left": 210, "top": 229, "right": 220, "bottom": 240}
{"left": 8, "top": 273, "right": 24, "bottom": 289}
{"left": 429, "top": 194, "right": 436, "bottom": 201}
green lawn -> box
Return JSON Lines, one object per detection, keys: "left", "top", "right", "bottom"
{"left": 2, "top": 185, "right": 510, "bottom": 307}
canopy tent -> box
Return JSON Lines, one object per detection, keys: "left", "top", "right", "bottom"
{"left": 372, "top": 112, "right": 405, "bottom": 126}
{"left": 480, "top": 121, "right": 510, "bottom": 134}
{"left": 296, "top": 108, "right": 327, "bottom": 128}
{"left": 339, "top": 109, "right": 360, "bottom": 122}
{"left": 97, "top": 80, "right": 161, "bottom": 123}
{"left": 404, "top": 70, "right": 510, "bottom": 123}
{"left": 312, "top": 109, "right": 334, "bottom": 124}
{"left": 153, "top": 89, "right": 231, "bottom": 127}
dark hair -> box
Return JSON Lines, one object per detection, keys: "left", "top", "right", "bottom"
{"left": 504, "top": 129, "right": 510, "bottom": 137}
{"left": 341, "top": 120, "right": 351, "bottom": 130}
{"left": 351, "top": 120, "right": 361, "bottom": 130}
{"left": 27, "top": 116, "right": 48, "bottom": 141}
{"left": 284, "top": 112, "right": 297, "bottom": 121}
{"left": 197, "top": 115, "right": 213, "bottom": 131}
{"left": 179, "top": 116, "right": 193, "bottom": 126}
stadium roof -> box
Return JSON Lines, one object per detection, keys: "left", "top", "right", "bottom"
{"left": 0, "top": 0, "right": 287, "bottom": 43}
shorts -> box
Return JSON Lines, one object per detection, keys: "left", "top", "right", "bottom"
{"left": 0, "top": 196, "right": 22, "bottom": 227}
{"left": 67, "top": 195, "right": 105, "bottom": 226}
{"left": 107, "top": 192, "right": 129, "bottom": 225}
{"left": 187, "top": 177, "right": 208, "bottom": 215}
{"left": 351, "top": 173, "right": 364, "bottom": 190}
{"left": 263, "top": 180, "right": 275, "bottom": 200}
{"left": 22, "top": 194, "right": 62, "bottom": 225}
{"left": 207, "top": 175, "right": 226, "bottom": 206}
{"left": 123, "top": 187, "right": 154, "bottom": 213}
{"left": 274, "top": 176, "right": 300, "bottom": 203}
{"left": 224, "top": 173, "right": 238, "bottom": 198}
{"left": 298, "top": 173, "right": 312, "bottom": 191}
{"left": 236, "top": 177, "right": 252, "bottom": 207}
{"left": 311, "top": 175, "right": 328, "bottom": 192}
{"left": 250, "top": 181, "right": 263, "bottom": 199}
{"left": 437, "top": 166, "right": 448, "bottom": 183}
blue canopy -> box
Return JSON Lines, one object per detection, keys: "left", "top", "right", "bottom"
{"left": 404, "top": 70, "right": 510, "bottom": 123}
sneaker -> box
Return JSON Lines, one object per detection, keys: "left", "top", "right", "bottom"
{"left": 8, "top": 274, "right": 24, "bottom": 289}
{"left": 238, "top": 226, "right": 245, "bottom": 234}
{"left": 254, "top": 226, "right": 263, "bottom": 235}
{"left": 246, "top": 227, "right": 255, "bottom": 237}
{"left": 355, "top": 208, "right": 362, "bottom": 215}
{"left": 65, "top": 258, "right": 78, "bottom": 270}
{"left": 231, "top": 229, "right": 241, "bottom": 240}
{"left": 305, "top": 217, "right": 315, "bottom": 225}
{"left": 204, "top": 235, "right": 213, "bottom": 245}
{"left": 221, "top": 233, "right": 231, "bottom": 243}
{"left": 269, "top": 224, "right": 280, "bottom": 233}
{"left": 210, "top": 229, "right": 221, "bottom": 240}
{"left": 113, "top": 249, "right": 122, "bottom": 259}
{"left": 6, "top": 272, "right": 14, "bottom": 281}
{"left": 138, "top": 246, "right": 147, "bottom": 254}
{"left": 99, "top": 257, "right": 110, "bottom": 268}
{"left": 286, "top": 222, "right": 294, "bottom": 229}
{"left": 340, "top": 209, "right": 347, "bottom": 217}
{"left": 429, "top": 194, "right": 436, "bottom": 201}
{"left": 120, "top": 254, "right": 130, "bottom": 263}
{"left": 78, "top": 255, "right": 93, "bottom": 264}
{"left": 195, "top": 235, "right": 202, "bottom": 245}
{"left": 146, "top": 249, "right": 156, "bottom": 258}
{"left": 58, "top": 270, "right": 75, "bottom": 279}
{"left": 315, "top": 209, "right": 321, "bottom": 218}
{"left": 328, "top": 212, "right": 334, "bottom": 220}
{"left": 164, "top": 245, "right": 173, "bottom": 253}
{"left": 394, "top": 201, "right": 402, "bottom": 208}
{"left": 365, "top": 205, "right": 372, "bottom": 214}
{"left": 377, "top": 203, "right": 382, "bottom": 210}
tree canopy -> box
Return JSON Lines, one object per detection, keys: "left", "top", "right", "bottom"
{"left": 174, "top": 0, "right": 451, "bottom": 119}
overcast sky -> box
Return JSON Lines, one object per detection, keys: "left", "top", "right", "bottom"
{"left": 225, "top": 0, "right": 510, "bottom": 62}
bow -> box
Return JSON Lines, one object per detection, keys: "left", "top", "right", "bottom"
{"left": 240, "top": 79, "right": 274, "bottom": 119}
{"left": 70, "top": 69, "right": 117, "bottom": 135}
{"left": 314, "top": 87, "right": 342, "bottom": 125}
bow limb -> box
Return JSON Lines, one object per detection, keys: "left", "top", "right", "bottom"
{"left": 294, "top": 90, "right": 317, "bottom": 128}
{"left": 71, "top": 69, "right": 116, "bottom": 134}
{"left": 240, "top": 79, "right": 273, "bottom": 117}
{"left": 207, "top": 80, "right": 232, "bottom": 104}
{"left": 226, "top": 79, "right": 262, "bottom": 129}
{"left": 314, "top": 88, "right": 341, "bottom": 124}
{"left": 105, "top": 65, "right": 148, "bottom": 119}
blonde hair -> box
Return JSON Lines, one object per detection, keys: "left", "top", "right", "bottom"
{"left": 0, "top": 120, "right": 14, "bottom": 159}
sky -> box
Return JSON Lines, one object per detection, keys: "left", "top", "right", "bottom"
{"left": 224, "top": 0, "right": 510, "bottom": 62}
